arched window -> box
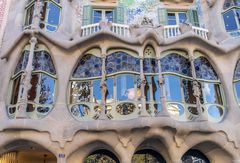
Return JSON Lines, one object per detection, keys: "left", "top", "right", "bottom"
{"left": 69, "top": 49, "right": 102, "bottom": 120}
{"left": 194, "top": 53, "right": 225, "bottom": 122}
{"left": 105, "top": 50, "right": 140, "bottom": 120}
{"left": 84, "top": 149, "right": 120, "bottom": 163}
{"left": 25, "top": 0, "right": 61, "bottom": 32}
{"left": 8, "top": 44, "right": 56, "bottom": 119}
{"left": 160, "top": 51, "right": 195, "bottom": 121}
{"left": 233, "top": 59, "right": 240, "bottom": 104}
{"left": 132, "top": 149, "right": 166, "bottom": 163}
{"left": 143, "top": 46, "right": 161, "bottom": 116}
{"left": 222, "top": 0, "right": 240, "bottom": 37}
{"left": 182, "top": 149, "right": 210, "bottom": 163}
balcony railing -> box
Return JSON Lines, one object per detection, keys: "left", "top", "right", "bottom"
{"left": 80, "top": 23, "right": 209, "bottom": 40}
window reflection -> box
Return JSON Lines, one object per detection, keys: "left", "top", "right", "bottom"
{"left": 145, "top": 76, "right": 161, "bottom": 102}
{"left": 165, "top": 75, "right": 182, "bottom": 102}
{"left": 208, "top": 105, "right": 223, "bottom": 119}
{"left": 106, "top": 78, "right": 114, "bottom": 103}
{"left": 167, "top": 103, "right": 184, "bottom": 116}
{"left": 202, "top": 83, "right": 223, "bottom": 105}
{"left": 182, "top": 79, "right": 196, "bottom": 104}
{"left": 93, "top": 80, "right": 101, "bottom": 103}
{"left": 70, "top": 81, "right": 91, "bottom": 103}
{"left": 234, "top": 81, "right": 240, "bottom": 102}
{"left": 28, "top": 74, "right": 39, "bottom": 102}
{"left": 117, "top": 75, "right": 135, "bottom": 101}
{"left": 10, "top": 75, "right": 21, "bottom": 105}
{"left": 39, "top": 74, "right": 55, "bottom": 104}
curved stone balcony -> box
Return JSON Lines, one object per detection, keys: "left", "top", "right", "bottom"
{"left": 80, "top": 21, "right": 209, "bottom": 40}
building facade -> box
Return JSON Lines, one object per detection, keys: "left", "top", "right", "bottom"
{"left": 0, "top": 0, "right": 240, "bottom": 162}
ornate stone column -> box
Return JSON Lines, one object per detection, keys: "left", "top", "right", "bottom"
{"left": 99, "top": 54, "right": 108, "bottom": 120}
{"left": 139, "top": 56, "right": 150, "bottom": 117}
{"left": 189, "top": 50, "right": 207, "bottom": 121}
{"left": 156, "top": 57, "right": 169, "bottom": 117}
{"left": 16, "top": 36, "right": 37, "bottom": 119}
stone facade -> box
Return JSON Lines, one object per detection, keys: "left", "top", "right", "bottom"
{"left": 0, "top": 0, "right": 240, "bottom": 163}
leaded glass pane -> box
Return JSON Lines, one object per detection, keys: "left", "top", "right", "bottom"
{"left": 28, "top": 74, "right": 39, "bottom": 102}
{"left": 33, "top": 51, "right": 56, "bottom": 75}
{"left": 106, "top": 52, "right": 140, "bottom": 74}
{"left": 10, "top": 75, "right": 21, "bottom": 105}
{"left": 70, "top": 81, "right": 91, "bottom": 103}
{"left": 202, "top": 83, "right": 223, "bottom": 105}
{"left": 223, "top": 10, "right": 238, "bottom": 31}
{"left": 116, "top": 103, "right": 135, "bottom": 115}
{"left": 234, "top": 60, "right": 240, "bottom": 80}
{"left": 47, "top": 2, "right": 60, "bottom": 27}
{"left": 208, "top": 105, "right": 224, "bottom": 119}
{"left": 165, "top": 75, "right": 182, "bottom": 102}
{"left": 153, "top": 76, "right": 161, "bottom": 102}
{"left": 71, "top": 104, "right": 90, "bottom": 118}
{"left": 145, "top": 76, "right": 151, "bottom": 102}
{"left": 15, "top": 51, "right": 29, "bottom": 74}
{"left": 117, "top": 75, "right": 135, "bottom": 101}
{"left": 73, "top": 54, "right": 102, "bottom": 78}
{"left": 182, "top": 79, "right": 196, "bottom": 104}
{"left": 194, "top": 57, "right": 218, "bottom": 80}
{"left": 143, "top": 58, "right": 158, "bottom": 73}
{"left": 93, "top": 80, "right": 101, "bottom": 103}
{"left": 106, "top": 78, "right": 114, "bottom": 103}
{"left": 39, "top": 74, "right": 55, "bottom": 104}
{"left": 234, "top": 81, "right": 240, "bottom": 102}
{"left": 167, "top": 103, "right": 184, "bottom": 116}
{"left": 160, "top": 53, "right": 192, "bottom": 76}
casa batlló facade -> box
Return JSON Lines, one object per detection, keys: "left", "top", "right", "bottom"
{"left": 0, "top": 0, "right": 240, "bottom": 162}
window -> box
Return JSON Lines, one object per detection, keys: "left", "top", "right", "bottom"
{"left": 222, "top": 0, "right": 240, "bottom": 36}
{"left": 8, "top": 44, "right": 56, "bottom": 119}
{"left": 70, "top": 52, "right": 102, "bottom": 120}
{"left": 167, "top": 12, "right": 187, "bottom": 25}
{"left": 93, "top": 9, "right": 114, "bottom": 23}
{"left": 24, "top": 0, "right": 61, "bottom": 32}
{"left": 233, "top": 59, "right": 240, "bottom": 104}
{"left": 182, "top": 149, "right": 210, "bottom": 163}
{"left": 158, "top": 8, "right": 199, "bottom": 27}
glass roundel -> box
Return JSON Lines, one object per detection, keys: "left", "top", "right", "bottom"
{"left": 8, "top": 44, "right": 56, "bottom": 119}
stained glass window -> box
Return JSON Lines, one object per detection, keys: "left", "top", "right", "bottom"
{"left": 143, "top": 58, "right": 158, "bottom": 73}
{"left": 72, "top": 54, "right": 102, "bottom": 78}
{"left": 106, "top": 52, "right": 140, "bottom": 74}
{"left": 194, "top": 57, "right": 218, "bottom": 80}
{"left": 8, "top": 45, "right": 56, "bottom": 119}
{"left": 161, "top": 53, "right": 192, "bottom": 77}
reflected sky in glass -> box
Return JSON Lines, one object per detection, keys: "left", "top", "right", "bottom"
{"left": 203, "top": 83, "right": 222, "bottom": 104}
{"left": 208, "top": 105, "right": 223, "bottom": 118}
{"left": 39, "top": 74, "right": 55, "bottom": 104}
{"left": 165, "top": 75, "right": 182, "bottom": 102}
{"left": 117, "top": 75, "right": 135, "bottom": 101}
{"left": 93, "top": 80, "right": 101, "bottom": 102}
{"left": 235, "top": 81, "right": 240, "bottom": 102}
{"left": 106, "top": 78, "right": 114, "bottom": 101}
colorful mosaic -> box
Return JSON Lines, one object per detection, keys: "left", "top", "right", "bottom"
{"left": 194, "top": 57, "right": 218, "bottom": 80}
{"left": 73, "top": 54, "right": 102, "bottom": 78}
{"left": 143, "top": 58, "right": 159, "bottom": 73}
{"left": 234, "top": 60, "right": 240, "bottom": 80}
{"left": 106, "top": 52, "right": 140, "bottom": 74}
{"left": 33, "top": 51, "right": 56, "bottom": 75}
{"left": 15, "top": 50, "right": 29, "bottom": 74}
{"left": 160, "top": 53, "right": 192, "bottom": 77}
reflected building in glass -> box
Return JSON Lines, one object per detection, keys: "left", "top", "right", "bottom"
{"left": 0, "top": 0, "right": 240, "bottom": 162}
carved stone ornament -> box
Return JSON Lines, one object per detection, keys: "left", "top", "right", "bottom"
{"left": 141, "top": 16, "right": 154, "bottom": 27}
{"left": 206, "top": 0, "right": 217, "bottom": 7}
{"left": 179, "top": 23, "right": 192, "bottom": 34}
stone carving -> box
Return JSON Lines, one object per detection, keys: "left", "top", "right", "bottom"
{"left": 141, "top": 17, "right": 154, "bottom": 27}
{"left": 179, "top": 23, "right": 193, "bottom": 34}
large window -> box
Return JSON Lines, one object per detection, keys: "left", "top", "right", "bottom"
{"left": 93, "top": 9, "right": 114, "bottom": 23}
{"left": 222, "top": 0, "right": 240, "bottom": 36}
{"left": 167, "top": 12, "right": 187, "bottom": 25}
{"left": 69, "top": 52, "right": 102, "bottom": 120}
{"left": 8, "top": 44, "right": 56, "bottom": 119}
{"left": 24, "top": 0, "right": 61, "bottom": 32}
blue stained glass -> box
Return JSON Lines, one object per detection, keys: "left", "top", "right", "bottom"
{"left": 234, "top": 60, "right": 240, "bottom": 80}
{"left": 194, "top": 57, "right": 218, "bottom": 80}
{"left": 143, "top": 58, "right": 159, "bottom": 73}
{"left": 160, "top": 53, "right": 192, "bottom": 76}
{"left": 106, "top": 52, "right": 140, "bottom": 74}
{"left": 33, "top": 51, "right": 56, "bottom": 75}
{"left": 15, "top": 51, "right": 29, "bottom": 74}
{"left": 73, "top": 54, "right": 102, "bottom": 78}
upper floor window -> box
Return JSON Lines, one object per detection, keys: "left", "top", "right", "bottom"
{"left": 8, "top": 44, "right": 56, "bottom": 119}
{"left": 158, "top": 9, "right": 199, "bottom": 27}
{"left": 222, "top": 0, "right": 240, "bottom": 36}
{"left": 25, "top": 0, "right": 61, "bottom": 32}
{"left": 82, "top": 5, "right": 124, "bottom": 26}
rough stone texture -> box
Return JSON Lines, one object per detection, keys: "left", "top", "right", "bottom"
{"left": 0, "top": 0, "right": 240, "bottom": 163}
